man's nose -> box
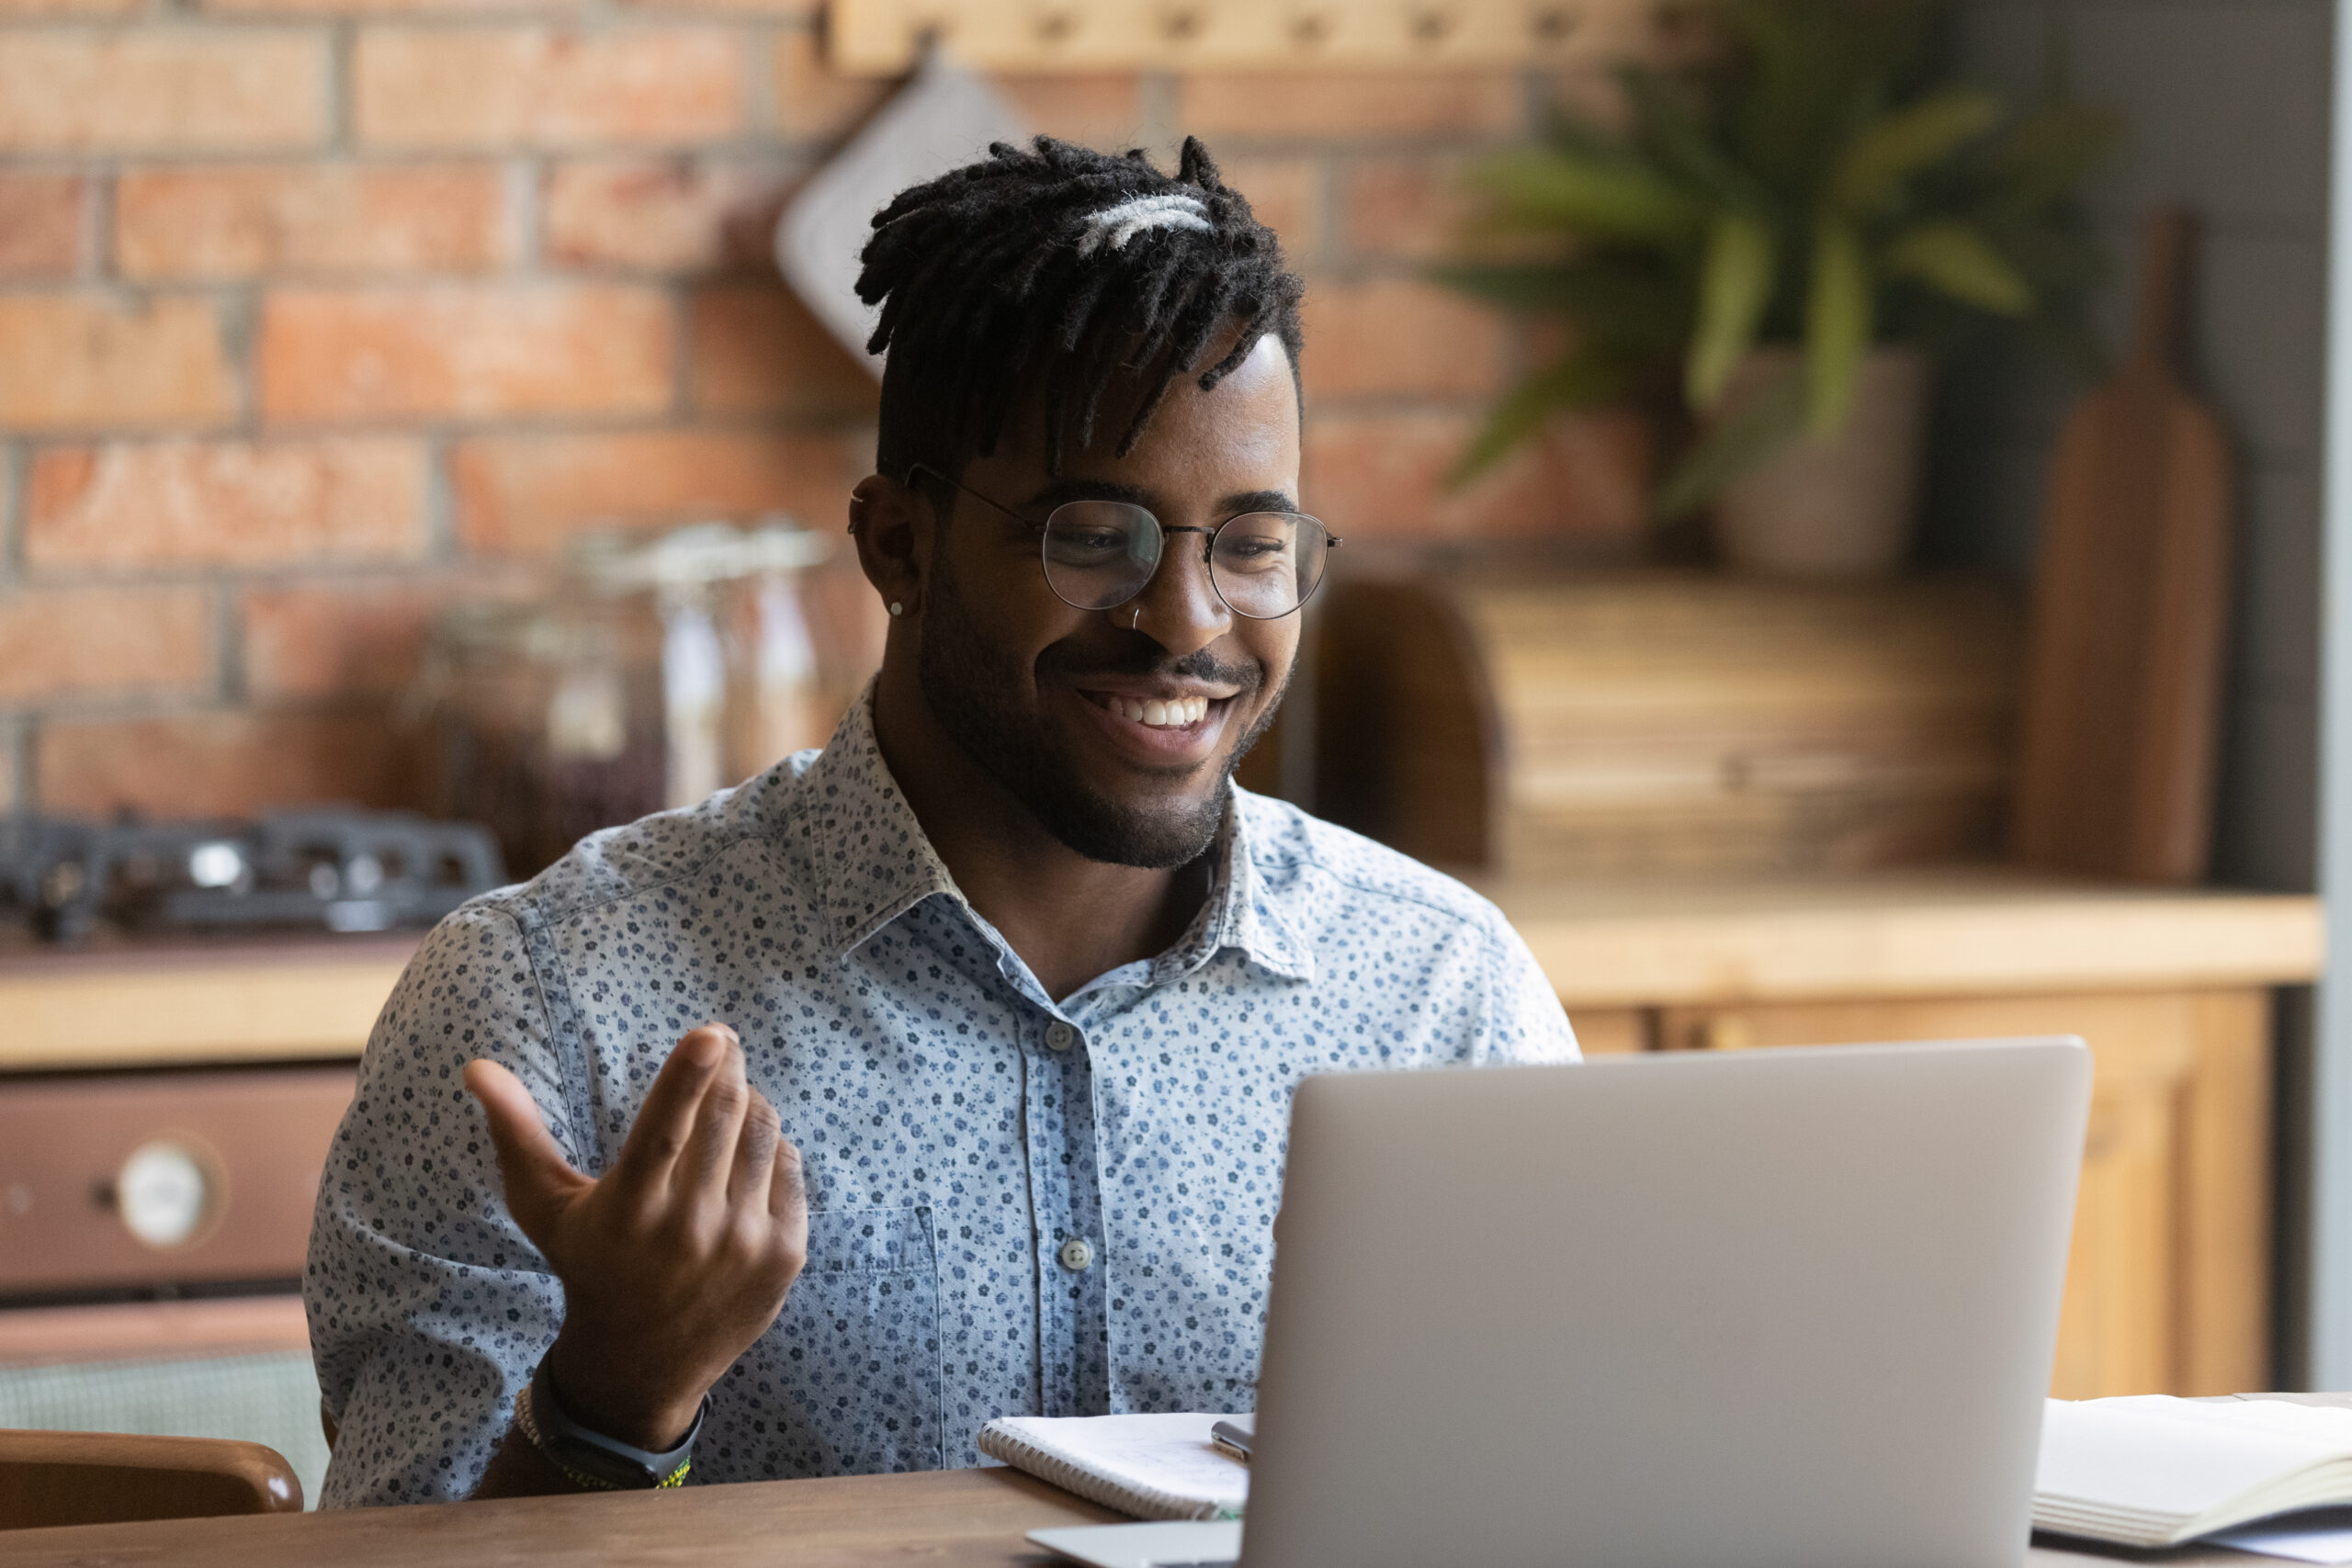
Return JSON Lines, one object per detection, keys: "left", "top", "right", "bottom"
{"left": 1124, "top": 534, "right": 1229, "bottom": 655}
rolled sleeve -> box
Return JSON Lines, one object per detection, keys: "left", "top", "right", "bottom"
{"left": 305, "top": 904, "right": 575, "bottom": 1507}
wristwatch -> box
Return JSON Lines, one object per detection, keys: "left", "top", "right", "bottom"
{"left": 515, "top": 1360, "right": 706, "bottom": 1491}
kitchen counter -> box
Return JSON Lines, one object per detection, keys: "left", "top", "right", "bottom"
{"left": 0, "top": 871, "right": 2319, "bottom": 1072}
{"left": 0, "top": 931, "right": 418, "bottom": 1072}
{"left": 1480, "top": 867, "right": 2324, "bottom": 1009}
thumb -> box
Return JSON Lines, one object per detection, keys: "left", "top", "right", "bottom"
{"left": 464, "top": 1059, "right": 590, "bottom": 1247}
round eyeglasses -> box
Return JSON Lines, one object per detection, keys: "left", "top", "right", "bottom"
{"left": 913, "top": 465, "right": 1340, "bottom": 621}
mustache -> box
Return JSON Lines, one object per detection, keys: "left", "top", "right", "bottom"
{"left": 1035, "top": 636, "right": 1264, "bottom": 693}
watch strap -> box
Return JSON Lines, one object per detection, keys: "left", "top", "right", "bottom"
{"left": 519, "top": 1360, "right": 703, "bottom": 1491}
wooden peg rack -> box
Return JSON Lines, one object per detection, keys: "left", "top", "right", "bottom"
{"left": 826, "top": 0, "right": 1674, "bottom": 74}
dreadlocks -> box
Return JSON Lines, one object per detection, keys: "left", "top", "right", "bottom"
{"left": 856, "top": 135, "right": 1306, "bottom": 488}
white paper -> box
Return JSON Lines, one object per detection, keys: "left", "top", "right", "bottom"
{"left": 774, "top": 51, "right": 1031, "bottom": 372}
{"left": 2211, "top": 1509, "right": 2352, "bottom": 1564}
{"left": 2039, "top": 1398, "right": 2352, "bottom": 1518}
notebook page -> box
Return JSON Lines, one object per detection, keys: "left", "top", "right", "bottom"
{"left": 980, "top": 1413, "right": 1250, "bottom": 1520}
{"left": 2040, "top": 1400, "right": 2352, "bottom": 1521}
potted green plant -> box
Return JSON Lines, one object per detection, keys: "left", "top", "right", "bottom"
{"left": 1441, "top": 0, "right": 2114, "bottom": 575}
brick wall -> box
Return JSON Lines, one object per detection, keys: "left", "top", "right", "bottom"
{"left": 0, "top": 3, "right": 1658, "bottom": 821}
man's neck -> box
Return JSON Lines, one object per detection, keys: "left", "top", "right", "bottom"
{"left": 867, "top": 670, "right": 1214, "bottom": 1003}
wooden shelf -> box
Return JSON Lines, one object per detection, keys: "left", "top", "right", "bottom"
{"left": 1477, "top": 867, "right": 2324, "bottom": 1009}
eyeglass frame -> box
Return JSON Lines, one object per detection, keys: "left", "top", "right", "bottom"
{"left": 904, "top": 462, "right": 1341, "bottom": 622}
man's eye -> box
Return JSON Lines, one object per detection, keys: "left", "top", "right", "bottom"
{"left": 1218, "top": 536, "right": 1289, "bottom": 565}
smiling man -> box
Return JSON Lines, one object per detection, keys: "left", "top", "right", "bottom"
{"left": 305, "top": 137, "right": 1577, "bottom": 1507}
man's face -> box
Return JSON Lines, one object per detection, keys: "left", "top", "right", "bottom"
{"left": 915, "top": 333, "right": 1304, "bottom": 870}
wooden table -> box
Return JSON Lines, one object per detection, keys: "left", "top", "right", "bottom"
{"left": 0, "top": 1450, "right": 2312, "bottom": 1567}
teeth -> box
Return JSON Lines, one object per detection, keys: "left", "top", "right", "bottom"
{"left": 1107, "top": 695, "right": 1208, "bottom": 728}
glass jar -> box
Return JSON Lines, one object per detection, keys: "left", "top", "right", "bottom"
{"left": 411, "top": 519, "right": 839, "bottom": 877}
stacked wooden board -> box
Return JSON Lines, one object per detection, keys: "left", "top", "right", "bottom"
{"left": 1314, "top": 570, "right": 2024, "bottom": 876}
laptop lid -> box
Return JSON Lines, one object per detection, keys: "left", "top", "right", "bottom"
{"left": 1238, "top": 1038, "right": 2090, "bottom": 1568}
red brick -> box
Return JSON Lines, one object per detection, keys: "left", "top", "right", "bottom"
{"left": 0, "top": 294, "right": 236, "bottom": 431}
{"left": 25, "top": 438, "right": 428, "bottom": 570}
{"left": 0, "top": 0, "right": 142, "bottom": 15}
{"left": 1340, "top": 152, "right": 1485, "bottom": 263}
{"left": 203, "top": 0, "right": 569, "bottom": 15}
{"left": 0, "top": 30, "right": 327, "bottom": 153}
{"left": 0, "top": 585, "right": 214, "bottom": 703}
{"left": 770, "top": 30, "right": 889, "bottom": 141}
{"left": 541, "top": 155, "right": 792, "bottom": 273}
{"left": 1298, "top": 277, "right": 1508, "bottom": 400}
{"left": 259, "top": 284, "right": 674, "bottom": 423}
{"left": 0, "top": 174, "right": 85, "bottom": 277}
{"left": 452, "top": 427, "right": 867, "bottom": 554}
{"left": 242, "top": 572, "right": 533, "bottom": 700}
{"left": 994, "top": 73, "right": 1139, "bottom": 148}
{"left": 619, "top": 0, "right": 814, "bottom": 16}
{"left": 1178, "top": 72, "right": 1527, "bottom": 141}
{"left": 356, "top": 26, "right": 743, "bottom": 150}
{"left": 1220, "top": 155, "right": 1319, "bottom": 265}
{"left": 116, "top": 163, "right": 508, "bottom": 280}
{"left": 37, "top": 710, "right": 415, "bottom": 818}
{"left": 1301, "top": 407, "right": 1649, "bottom": 541}
{"left": 689, "top": 281, "right": 877, "bottom": 418}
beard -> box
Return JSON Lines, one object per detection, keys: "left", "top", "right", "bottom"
{"left": 916, "top": 555, "right": 1285, "bottom": 871}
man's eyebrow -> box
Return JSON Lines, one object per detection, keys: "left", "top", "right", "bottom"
{"left": 1020, "top": 479, "right": 1301, "bottom": 515}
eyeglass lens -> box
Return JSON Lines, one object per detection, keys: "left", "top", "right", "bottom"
{"left": 1040, "top": 502, "right": 1329, "bottom": 619}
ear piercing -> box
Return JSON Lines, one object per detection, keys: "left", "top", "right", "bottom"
{"left": 1132, "top": 606, "right": 1142, "bottom": 630}
{"left": 889, "top": 602, "right": 905, "bottom": 617}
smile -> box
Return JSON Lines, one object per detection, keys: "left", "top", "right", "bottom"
{"left": 1098, "top": 694, "right": 1209, "bottom": 728}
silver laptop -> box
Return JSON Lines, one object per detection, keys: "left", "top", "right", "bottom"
{"left": 1035, "top": 1037, "right": 2090, "bottom": 1568}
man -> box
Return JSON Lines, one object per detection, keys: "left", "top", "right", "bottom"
{"left": 306, "top": 136, "right": 1577, "bottom": 1507}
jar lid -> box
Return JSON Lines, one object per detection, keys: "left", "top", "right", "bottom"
{"left": 569, "top": 518, "right": 831, "bottom": 592}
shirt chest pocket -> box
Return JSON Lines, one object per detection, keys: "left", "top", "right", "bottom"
{"left": 773, "top": 1203, "right": 943, "bottom": 1474}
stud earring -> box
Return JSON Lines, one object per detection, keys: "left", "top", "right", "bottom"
{"left": 889, "top": 602, "right": 905, "bottom": 617}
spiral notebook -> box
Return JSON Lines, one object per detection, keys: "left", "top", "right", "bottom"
{"left": 977, "top": 1413, "right": 1250, "bottom": 1522}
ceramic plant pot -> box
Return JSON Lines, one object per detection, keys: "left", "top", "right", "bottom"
{"left": 1713, "top": 345, "right": 1929, "bottom": 579}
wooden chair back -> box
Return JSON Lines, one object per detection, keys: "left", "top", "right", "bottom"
{"left": 0, "top": 1428, "right": 301, "bottom": 1530}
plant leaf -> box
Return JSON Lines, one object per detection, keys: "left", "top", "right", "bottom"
{"left": 1804, "top": 217, "right": 1872, "bottom": 434}
{"left": 1466, "top": 148, "right": 1703, "bottom": 242}
{"left": 1447, "top": 348, "right": 1625, "bottom": 488}
{"left": 1657, "top": 358, "right": 1808, "bottom": 518}
{"left": 1828, "top": 88, "right": 2002, "bottom": 213}
{"left": 1882, "top": 220, "right": 2033, "bottom": 314}
{"left": 1987, "top": 101, "right": 2122, "bottom": 213}
{"left": 1687, "top": 213, "right": 1777, "bottom": 410}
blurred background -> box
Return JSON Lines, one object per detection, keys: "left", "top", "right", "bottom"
{"left": 0, "top": 0, "right": 2340, "bottom": 1519}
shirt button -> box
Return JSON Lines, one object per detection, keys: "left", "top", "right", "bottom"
{"left": 1045, "top": 1022, "right": 1076, "bottom": 1053}
{"left": 1058, "top": 1237, "right": 1095, "bottom": 1271}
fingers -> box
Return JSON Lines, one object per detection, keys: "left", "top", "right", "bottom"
{"left": 769, "top": 1135, "right": 808, "bottom": 1225}
{"left": 464, "top": 1059, "right": 590, "bottom": 1247}
{"left": 725, "top": 1089, "right": 781, "bottom": 1210}
{"left": 682, "top": 1026, "right": 752, "bottom": 1201}
{"left": 612, "top": 1025, "right": 729, "bottom": 1192}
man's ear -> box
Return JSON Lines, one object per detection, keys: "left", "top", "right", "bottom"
{"left": 849, "top": 473, "right": 934, "bottom": 619}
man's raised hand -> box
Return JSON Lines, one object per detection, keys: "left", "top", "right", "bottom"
{"left": 464, "top": 1024, "right": 808, "bottom": 1451}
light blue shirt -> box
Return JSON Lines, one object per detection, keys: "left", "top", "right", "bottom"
{"left": 305, "top": 694, "right": 1577, "bottom": 1506}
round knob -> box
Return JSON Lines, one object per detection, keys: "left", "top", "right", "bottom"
{"left": 115, "top": 1139, "right": 218, "bottom": 1249}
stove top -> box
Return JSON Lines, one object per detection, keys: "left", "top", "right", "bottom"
{"left": 0, "top": 808, "right": 506, "bottom": 942}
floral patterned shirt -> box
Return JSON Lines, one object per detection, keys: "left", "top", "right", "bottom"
{"left": 305, "top": 694, "right": 1577, "bottom": 1506}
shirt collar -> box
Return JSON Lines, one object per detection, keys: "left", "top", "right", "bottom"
{"left": 788, "top": 687, "right": 1315, "bottom": 985}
